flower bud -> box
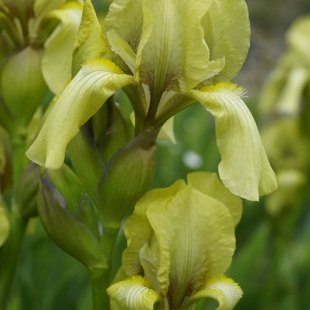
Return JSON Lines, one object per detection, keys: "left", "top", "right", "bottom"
{"left": 68, "top": 126, "right": 105, "bottom": 202}
{"left": 39, "top": 174, "right": 105, "bottom": 269}
{"left": 0, "top": 46, "right": 48, "bottom": 137}
{"left": 98, "top": 128, "right": 157, "bottom": 227}
{"left": 92, "top": 98, "right": 134, "bottom": 164}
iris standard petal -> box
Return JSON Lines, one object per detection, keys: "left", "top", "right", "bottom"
{"left": 41, "top": 2, "right": 83, "bottom": 94}
{"left": 146, "top": 186, "right": 235, "bottom": 307}
{"left": 189, "top": 83, "right": 277, "bottom": 201}
{"left": 202, "top": 0, "right": 250, "bottom": 83}
{"left": 187, "top": 172, "right": 242, "bottom": 226}
{"left": 184, "top": 275, "right": 243, "bottom": 310}
{"left": 135, "top": 0, "right": 213, "bottom": 93}
{"left": 123, "top": 179, "right": 186, "bottom": 276}
{"left": 104, "top": 0, "right": 144, "bottom": 53}
{"left": 26, "top": 59, "right": 134, "bottom": 169}
{"left": 72, "top": 0, "right": 107, "bottom": 77}
{"left": 107, "top": 275, "right": 162, "bottom": 310}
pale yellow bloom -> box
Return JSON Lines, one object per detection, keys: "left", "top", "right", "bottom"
{"left": 107, "top": 172, "right": 243, "bottom": 310}
{"left": 27, "top": 0, "right": 277, "bottom": 200}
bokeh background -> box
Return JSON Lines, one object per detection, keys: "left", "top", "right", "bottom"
{"left": 6, "top": 1, "right": 310, "bottom": 309}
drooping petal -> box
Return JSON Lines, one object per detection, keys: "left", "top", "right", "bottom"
{"left": 189, "top": 83, "right": 277, "bottom": 201}
{"left": 26, "top": 59, "right": 134, "bottom": 169}
{"left": 72, "top": 0, "right": 107, "bottom": 77}
{"left": 42, "top": 2, "right": 83, "bottom": 94}
{"left": 202, "top": 0, "right": 250, "bottom": 83}
{"left": 184, "top": 275, "right": 243, "bottom": 310}
{"left": 107, "top": 275, "right": 163, "bottom": 310}
{"left": 123, "top": 179, "right": 186, "bottom": 276}
{"left": 187, "top": 172, "right": 242, "bottom": 226}
{"left": 135, "top": 0, "right": 213, "bottom": 93}
{"left": 146, "top": 186, "right": 236, "bottom": 307}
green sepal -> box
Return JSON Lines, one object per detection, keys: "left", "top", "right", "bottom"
{"left": 93, "top": 98, "right": 134, "bottom": 164}
{"left": 38, "top": 175, "right": 106, "bottom": 269}
{"left": 0, "top": 46, "right": 48, "bottom": 137}
{"left": 98, "top": 128, "right": 157, "bottom": 227}
{"left": 68, "top": 125, "right": 105, "bottom": 202}
{"left": 14, "top": 163, "right": 40, "bottom": 219}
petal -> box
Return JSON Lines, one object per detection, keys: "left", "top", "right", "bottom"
{"left": 107, "top": 29, "right": 137, "bottom": 72}
{"left": 42, "top": 2, "right": 83, "bottom": 94}
{"left": 146, "top": 186, "right": 236, "bottom": 306}
{"left": 104, "top": 0, "right": 144, "bottom": 53}
{"left": 123, "top": 179, "right": 186, "bottom": 276}
{"left": 184, "top": 275, "right": 243, "bottom": 310}
{"left": 188, "top": 83, "right": 277, "bottom": 201}
{"left": 187, "top": 172, "right": 242, "bottom": 227}
{"left": 34, "top": 0, "right": 66, "bottom": 18}
{"left": 287, "top": 16, "right": 310, "bottom": 61}
{"left": 107, "top": 275, "right": 163, "bottom": 310}
{"left": 0, "top": 195, "right": 9, "bottom": 247}
{"left": 271, "top": 68, "right": 309, "bottom": 116}
{"left": 135, "top": 0, "right": 213, "bottom": 93}
{"left": 26, "top": 59, "right": 134, "bottom": 169}
{"left": 202, "top": 0, "right": 250, "bottom": 83}
{"left": 157, "top": 116, "right": 176, "bottom": 144}
{"left": 72, "top": 0, "right": 107, "bottom": 76}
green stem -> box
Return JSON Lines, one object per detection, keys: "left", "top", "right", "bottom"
{"left": 89, "top": 266, "right": 111, "bottom": 310}
{"left": 0, "top": 135, "right": 28, "bottom": 308}
{"left": 88, "top": 225, "right": 120, "bottom": 310}
{"left": 0, "top": 207, "right": 27, "bottom": 309}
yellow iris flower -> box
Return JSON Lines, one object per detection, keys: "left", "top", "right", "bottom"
{"left": 107, "top": 172, "right": 243, "bottom": 310}
{"left": 26, "top": 0, "right": 277, "bottom": 201}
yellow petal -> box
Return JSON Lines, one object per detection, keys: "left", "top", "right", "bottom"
{"left": 146, "top": 186, "right": 235, "bottom": 306}
{"left": 185, "top": 275, "right": 243, "bottom": 310}
{"left": 135, "top": 0, "right": 213, "bottom": 93}
{"left": 287, "top": 16, "right": 310, "bottom": 61}
{"left": 0, "top": 195, "right": 10, "bottom": 247}
{"left": 189, "top": 83, "right": 277, "bottom": 201}
{"left": 26, "top": 59, "right": 134, "bottom": 169}
{"left": 104, "top": 0, "right": 144, "bottom": 53}
{"left": 107, "top": 28, "right": 137, "bottom": 72}
{"left": 34, "top": 0, "right": 66, "bottom": 18}
{"left": 72, "top": 0, "right": 107, "bottom": 77}
{"left": 123, "top": 179, "right": 186, "bottom": 276}
{"left": 42, "top": 2, "right": 83, "bottom": 94}
{"left": 187, "top": 172, "right": 242, "bottom": 226}
{"left": 202, "top": 0, "right": 250, "bottom": 83}
{"left": 107, "top": 275, "right": 163, "bottom": 310}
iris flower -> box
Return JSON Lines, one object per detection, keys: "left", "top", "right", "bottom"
{"left": 26, "top": 0, "right": 277, "bottom": 201}
{"left": 107, "top": 172, "right": 243, "bottom": 310}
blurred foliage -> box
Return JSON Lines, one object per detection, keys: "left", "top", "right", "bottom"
{"left": 4, "top": 1, "right": 310, "bottom": 310}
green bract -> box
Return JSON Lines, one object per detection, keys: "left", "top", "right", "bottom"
{"left": 107, "top": 172, "right": 243, "bottom": 310}
{"left": 26, "top": 0, "right": 277, "bottom": 200}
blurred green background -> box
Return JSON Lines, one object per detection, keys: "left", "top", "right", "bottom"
{"left": 6, "top": 0, "right": 310, "bottom": 309}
